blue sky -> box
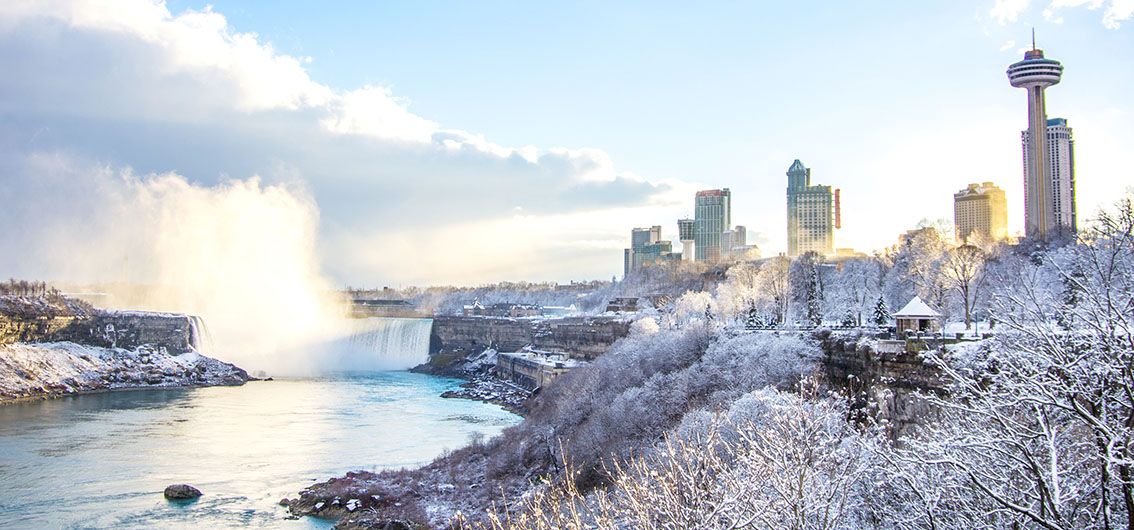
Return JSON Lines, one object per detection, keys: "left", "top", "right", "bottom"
{"left": 1, "top": 1, "right": 1132, "bottom": 285}
{"left": 163, "top": 1, "right": 1132, "bottom": 240}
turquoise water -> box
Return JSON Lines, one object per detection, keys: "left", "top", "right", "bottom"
{"left": 0, "top": 373, "right": 520, "bottom": 529}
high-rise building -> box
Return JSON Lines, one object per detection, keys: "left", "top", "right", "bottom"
{"left": 954, "top": 182, "right": 1008, "bottom": 242}
{"left": 624, "top": 225, "right": 672, "bottom": 274}
{"left": 677, "top": 218, "right": 695, "bottom": 262}
{"left": 694, "top": 189, "right": 731, "bottom": 262}
{"left": 786, "top": 160, "right": 836, "bottom": 257}
{"left": 630, "top": 226, "right": 661, "bottom": 249}
{"left": 721, "top": 225, "right": 747, "bottom": 257}
{"left": 1022, "top": 118, "right": 1077, "bottom": 235}
{"left": 634, "top": 240, "right": 673, "bottom": 268}
{"left": 1007, "top": 38, "right": 1064, "bottom": 239}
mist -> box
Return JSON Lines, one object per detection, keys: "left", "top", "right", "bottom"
{"left": 0, "top": 151, "right": 376, "bottom": 374}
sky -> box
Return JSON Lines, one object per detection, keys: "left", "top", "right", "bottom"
{"left": 1, "top": 0, "right": 1132, "bottom": 287}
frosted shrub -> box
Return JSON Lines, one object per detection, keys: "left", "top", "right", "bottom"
{"left": 628, "top": 316, "right": 659, "bottom": 336}
{"left": 476, "top": 388, "right": 881, "bottom": 530}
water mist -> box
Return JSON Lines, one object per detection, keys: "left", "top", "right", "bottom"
{"left": 0, "top": 153, "right": 417, "bottom": 374}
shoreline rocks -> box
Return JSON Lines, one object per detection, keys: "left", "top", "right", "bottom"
{"left": 439, "top": 374, "right": 530, "bottom": 416}
{"left": 0, "top": 342, "right": 252, "bottom": 405}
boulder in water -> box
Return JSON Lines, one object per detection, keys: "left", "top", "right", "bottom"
{"left": 164, "top": 484, "right": 203, "bottom": 500}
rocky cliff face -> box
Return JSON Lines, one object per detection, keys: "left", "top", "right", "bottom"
{"left": 428, "top": 317, "right": 533, "bottom": 358}
{"left": 47, "top": 312, "right": 200, "bottom": 354}
{"left": 816, "top": 329, "right": 945, "bottom": 438}
{"left": 1, "top": 296, "right": 200, "bottom": 354}
{"left": 531, "top": 317, "right": 632, "bottom": 361}
{"left": 0, "top": 296, "right": 248, "bottom": 403}
{"left": 420, "top": 316, "right": 631, "bottom": 375}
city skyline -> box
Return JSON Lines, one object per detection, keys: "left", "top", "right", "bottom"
{"left": 1, "top": 1, "right": 1132, "bottom": 286}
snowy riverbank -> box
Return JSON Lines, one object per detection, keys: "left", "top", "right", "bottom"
{"left": 0, "top": 341, "right": 250, "bottom": 404}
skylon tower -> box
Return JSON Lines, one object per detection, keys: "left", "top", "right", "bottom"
{"left": 1007, "top": 33, "right": 1063, "bottom": 239}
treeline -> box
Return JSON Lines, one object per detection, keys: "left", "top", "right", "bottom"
{"left": 0, "top": 279, "right": 57, "bottom": 297}
{"left": 345, "top": 280, "right": 616, "bottom": 315}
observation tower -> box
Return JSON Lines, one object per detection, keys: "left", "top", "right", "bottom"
{"left": 1007, "top": 33, "right": 1063, "bottom": 239}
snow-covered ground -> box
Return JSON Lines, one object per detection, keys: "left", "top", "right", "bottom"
{"left": 0, "top": 342, "right": 250, "bottom": 403}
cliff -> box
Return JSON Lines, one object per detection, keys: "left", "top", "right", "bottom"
{"left": 419, "top": 315, "right": 631, "bottom": 374}
{"left": 816, "top": 329, "right": 946, "bottom": 438}
{"left": 1, "top": 295, "right": 200, "bottom": 353}
{"left": 0, "top": 295, "right": 249, "bottom": 403}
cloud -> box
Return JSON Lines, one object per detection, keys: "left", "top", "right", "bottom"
{"left": 991, "top": 0, "right": 1134, "bottom": 28}
{"left": 0, "top": 0, "right": 678, "bottom": 285}
{"left": 991, "top": 0, "right": 1032, "bottom": 24}
{"left": 999, "top": 39, "right": 1018, "bottom": 50}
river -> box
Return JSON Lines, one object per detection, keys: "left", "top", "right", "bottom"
{"left": 0, "top": 373, "right": 520, "bottom": 529}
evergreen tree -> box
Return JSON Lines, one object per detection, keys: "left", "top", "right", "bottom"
{"left": 745, "top": 300, "right": 761, "bottom": 329}
{"left": 871, "top": 294, "right": 890, "bottom": 327}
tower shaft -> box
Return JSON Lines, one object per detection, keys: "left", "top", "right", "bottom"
{"left": 1025, "top": 85, "right": 1051, "bottom": 238}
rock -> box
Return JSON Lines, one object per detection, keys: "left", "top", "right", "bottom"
{"left": 163, "top": 484, "right": 203, "bottom": 500}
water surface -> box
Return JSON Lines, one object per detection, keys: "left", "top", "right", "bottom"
{"left": 0, "top": 373, "right": 519, "bottom": 529}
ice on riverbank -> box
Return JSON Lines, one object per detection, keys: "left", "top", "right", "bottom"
{"left": 0, "top": 341, "right": 250, "bottom": 403}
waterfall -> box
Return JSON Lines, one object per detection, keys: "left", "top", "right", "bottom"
{"left": 339, "top": 317, "right": 433, "bottom": 370}
{"left": 187, "top": 315, "right": 216, "bottom": 356}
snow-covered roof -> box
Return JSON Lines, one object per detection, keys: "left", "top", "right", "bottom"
{"left": 893, "top": 296, "right": 941, "bottom": 318}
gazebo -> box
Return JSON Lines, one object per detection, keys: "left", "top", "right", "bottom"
{"left": 893, "top": 296, "right": 941, "bottom": 335}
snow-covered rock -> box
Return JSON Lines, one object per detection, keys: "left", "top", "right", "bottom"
{"left": 0, "top": 341, "right": 250, "bottom": 403}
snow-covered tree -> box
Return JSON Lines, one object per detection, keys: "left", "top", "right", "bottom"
{"left": 478, "top": 387, "right": 880, "bottom": 530}
{"left": 941, "top": 244, "right": 986, "bottom": 329}
{"left": 871, "top": 294, "right": 890, "bottom": 327}
{"left": 755, "top": 256, "right": 792, "bottom": 327}
{"left": 887, "top": 197, "right": 1134, "bottom": 529}
{"left": 672, "top": 290, "right": 715, "bottom": 329}
{"left": 825, "top": 257, "right": 882, "bottom": 327}
{"left": 714, "top": 261, "right": 760, "bottom": 326}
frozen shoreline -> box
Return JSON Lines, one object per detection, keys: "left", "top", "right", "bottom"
{"left": 0, "top": 341, "right": 251, "bottom": 404}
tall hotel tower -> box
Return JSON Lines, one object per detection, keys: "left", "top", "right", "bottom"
{"left": 1022, "top": 118, "right": 1077, "bottom": 234}
{"left": 1007, "top": 38, "right": 1064, "bottom": 239}
{"left": 786, "top": 160, "right": 836, "bottom": 257}
{"left": 694, "top": 189, "right": 731, "bottom": 262}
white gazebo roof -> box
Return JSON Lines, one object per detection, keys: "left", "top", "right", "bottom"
{"left": 893, "top": 296, "right": 941, "bottom": 318}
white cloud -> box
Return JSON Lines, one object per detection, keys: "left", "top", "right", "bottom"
{"left": 991, "top": 0, "right": 1032, "bottom": 24}
{"left": 1102, "top": 0, "right": 1134, "bottom": 27}
{"left": 1000, "top": 39, "right": 1018, "bottom": 50}
{"left": 0, "top": 0, "right": 676, "bottom": 285}
{"left": 321, "top": 85, "right": 437, "bottom": 143}
{"left": 991, "top": 0, "right": 1134, "bottom": 28}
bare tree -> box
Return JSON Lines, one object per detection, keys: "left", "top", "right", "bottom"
{"left": 756, "top": 256, "right": 792, "bottom": 327}
{"left": 941, "top": 244, "right": 986, "bottom": 329}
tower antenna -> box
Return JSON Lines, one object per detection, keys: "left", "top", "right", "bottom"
{"left": 1032, "top": 27, "right": 1036, "bottom": 50}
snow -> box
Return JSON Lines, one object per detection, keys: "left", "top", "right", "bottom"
{"left": 892, "top": 296, "right": 941, "bottom": 318}
{"left": 0, "top": 341, "right": 248, "bottom": 403}
{"left": 942, "top": 320, "right": 995, "bottom": 337}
